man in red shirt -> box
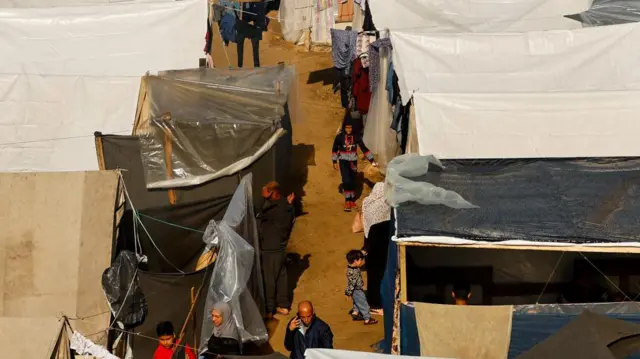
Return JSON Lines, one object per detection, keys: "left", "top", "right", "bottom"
{"left": 153, "top": 321, "right": 197, "bottom": 359}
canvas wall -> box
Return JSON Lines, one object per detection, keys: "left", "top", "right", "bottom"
{"left": 391, "top": 22, "right": 640, "bottom": 104}
{"left": 413, "top": 92, "right": 640, "bottom": 159}
{"left": 368, "top": 0, "right": 588, "bottom": 33}
{"left": 0, "top": 171, "right": 120, "bottom": 343}
{"left": 0, "top": 0, "right": 205, "bottom": 171}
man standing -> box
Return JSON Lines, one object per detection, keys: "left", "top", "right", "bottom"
{"left": 258, "top": 181, "right": 296, "bottom": 317}
{"left": 284, "top": 301, "right": 333, "bottom": 359}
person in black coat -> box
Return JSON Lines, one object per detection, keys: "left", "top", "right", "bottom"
{"left": 258, "top": 181, "right": 296, "bottom": 317}
{"left": 284, "top": 301, "right": 333, "bottom": 359}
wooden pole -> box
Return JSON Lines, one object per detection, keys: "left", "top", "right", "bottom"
{"left": 175, "top": 285, "right": 204, "bottom": 358}
{"left": 399, "top": 243, "right": 407, "bottom": 302}
{"left": 191, "top": 287, "right": 198, "bottom": 351}
{"left": 94, "top": 132, "right": 106, "bottom": 171}
{"left": 161, "top": 112, "right": 177, "bottom": 205}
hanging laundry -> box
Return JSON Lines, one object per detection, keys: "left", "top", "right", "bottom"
{"left": 220, "top": 12, "right": 237, "bottom": 45}
{"left": 368, "top": 38, "right": 392, "bottom": 91}
{"left": 352, "top": 58, "right": 372, "bottom": 114}
{"left": 70, "top": 331, "right": 120, "bottom": 359}
{"left": 363, "top": 0, "right": 377, "bottom": 32}
{"left": 219, "top": 0, "right": 240, "bottom": 15}
{"left": 331, "top": 29, "right": 358, "bottom": 70}
{"left": 354, "top": 0, "right": 366, "bottom": 11}
{"left": 204, "top": 17, "right": 213, "bottom": 54}
{"left": 356, "top": 32, "right": 376, "bottom": 68}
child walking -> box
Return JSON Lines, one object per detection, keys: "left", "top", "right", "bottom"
{"left": 345, "top": 249, "right": 378, "bottom": 325}
{"left": 332, "top": 116, "right": 377, "bottom": 212}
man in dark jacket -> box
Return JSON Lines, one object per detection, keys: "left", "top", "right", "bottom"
{"left": 258, "top": 181, "right": 296, "bottom": 317}
{"left": 285, "top": 301, "right": 333, "bottom": 359}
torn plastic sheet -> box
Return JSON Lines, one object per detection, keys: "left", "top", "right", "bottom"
{"left": 566, "top": 0, "right": 640, "bottom": 26}
{"left": 135, "top": 69, "right": 294, "bottom": 189}
{"left": 200, "top": 174, "right": 268, "bottom": 349}
{"left": 384, "top": 154, "right": 478, "bottom": 209}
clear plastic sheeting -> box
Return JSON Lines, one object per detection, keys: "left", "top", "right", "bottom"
{"left": 567, "top": 0, "right": 640, "bottom": 26}
{"left": 200, "top": 174, "right": 268, "bottom": 348}
{"left": 134, "top": 66, "right": 296, "bottom": 189}
{"left": 368, "top": 0, "right": 587, "bottom": 33}
{"left": 514, "top": 302, "right": 640, "bottom": 314}
{"left": 384, "top": 154, "right": 477, "bottom": 209}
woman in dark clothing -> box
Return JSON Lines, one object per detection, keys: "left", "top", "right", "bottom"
{"left": 206, "top": 302, "right": 241, "bottom": 358}
{"left": 332, "top": 116, "right": 377, "bottom": 212}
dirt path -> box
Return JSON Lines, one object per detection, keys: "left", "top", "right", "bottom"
{"left": 210, "top": 26, "right": 384, "bottom": 354}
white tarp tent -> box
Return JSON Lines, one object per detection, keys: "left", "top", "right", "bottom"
{"left": 368, "top": 0, "right": 588, "bottom": 33}
{"left": 391, "top": 22, "right": 640, "bottom": 105}
{"left": 413, "top": 91, "right": 640, "bottom": 159}
{"left": 0, "top": 0, "right": 173, "bottom": 6}
{"left": 0, "top": 0, "right": 205, "bottom": 172}
{"left": 305, "top": 349, "right": 455, "bottom": 359}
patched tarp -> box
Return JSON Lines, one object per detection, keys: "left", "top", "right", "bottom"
{"left": 395, "top": 158, "right": 640, "bottom": 245}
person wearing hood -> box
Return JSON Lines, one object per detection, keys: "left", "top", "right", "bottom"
{"left": 206, "top": 302, "right": 241, "bottom": 358}
{"left": 332, "top": 115, "right": 377, "bottom": 211}
{"left": 258, "top": 181, "right": 296, "bottom": 318}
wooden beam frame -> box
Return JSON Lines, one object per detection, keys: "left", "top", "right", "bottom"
{"left": 397, "top": 240, "right": 640, "bottom": 254}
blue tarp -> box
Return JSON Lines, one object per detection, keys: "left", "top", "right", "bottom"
{"left": 381, "top": 213, "right": 397, "bottom": 354}
{"left": 395, "top": 307, "right": 640, "bottom": 358}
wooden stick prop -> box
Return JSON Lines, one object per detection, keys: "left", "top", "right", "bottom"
{"left": 161, "top": 112, "right": 177, "bottom": 205}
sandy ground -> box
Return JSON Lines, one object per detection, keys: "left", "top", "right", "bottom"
{"left": 210, "top": 21, "right": 385, "bottom": 354}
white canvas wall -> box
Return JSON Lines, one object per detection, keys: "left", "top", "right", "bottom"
{"left": 0, "top": 0, "right": 205, "bottom": 171}
{"left": 368, "top": 0, "right": 588, "bottom": 33}
{"left": 392, "top": 22, "right": 640, "bottom": 104}
{"left": 413, "top": 91, "right": 640, "bottom": 159}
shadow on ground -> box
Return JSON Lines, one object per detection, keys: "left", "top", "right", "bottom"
{"left": 286, "top": 252, "right": 311, "bottom": 304}
{"left": 289, "top": 144, "right": 315, "bottom": 216}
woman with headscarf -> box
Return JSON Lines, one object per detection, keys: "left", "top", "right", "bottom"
{"left": 206, "top": 302, "right": 241, "bottom": 358}
{"left": 361, "top": 182, "right": 390, "bottom": 312}
{"left": 332, "top": 115, "right": 377, "bottom": 212}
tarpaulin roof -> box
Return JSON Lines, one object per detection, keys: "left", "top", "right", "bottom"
{"left": 131, "top": 66, "right": 296, "bottom": 189}
{"left": 394, "top": 158, "right": 640, "bottom": 247}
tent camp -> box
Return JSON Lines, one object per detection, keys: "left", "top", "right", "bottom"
{"left": 0, "top": 0, "right": 205, "bottom": 172}
{"left": 0, "top": 171, "right": 121, "bottom": 357}
{"left": 95, "top": 65, "right": 295, "bottom": 357}
{"left": 381, "top": 155, "right": 640, "bottom": 357}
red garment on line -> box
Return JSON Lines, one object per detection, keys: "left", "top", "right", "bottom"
{"left": 152, "top": 341, "right": 196, "bottom": 359}
{"left": 352, "top": 58, "right": 371, "bottom": 115}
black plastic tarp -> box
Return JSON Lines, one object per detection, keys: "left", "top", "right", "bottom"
{"left": 395, "top": 158, "right": 640, "bottom": 244}
{"left": 132, "top": 266, "right": 213, "bottom": 358}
